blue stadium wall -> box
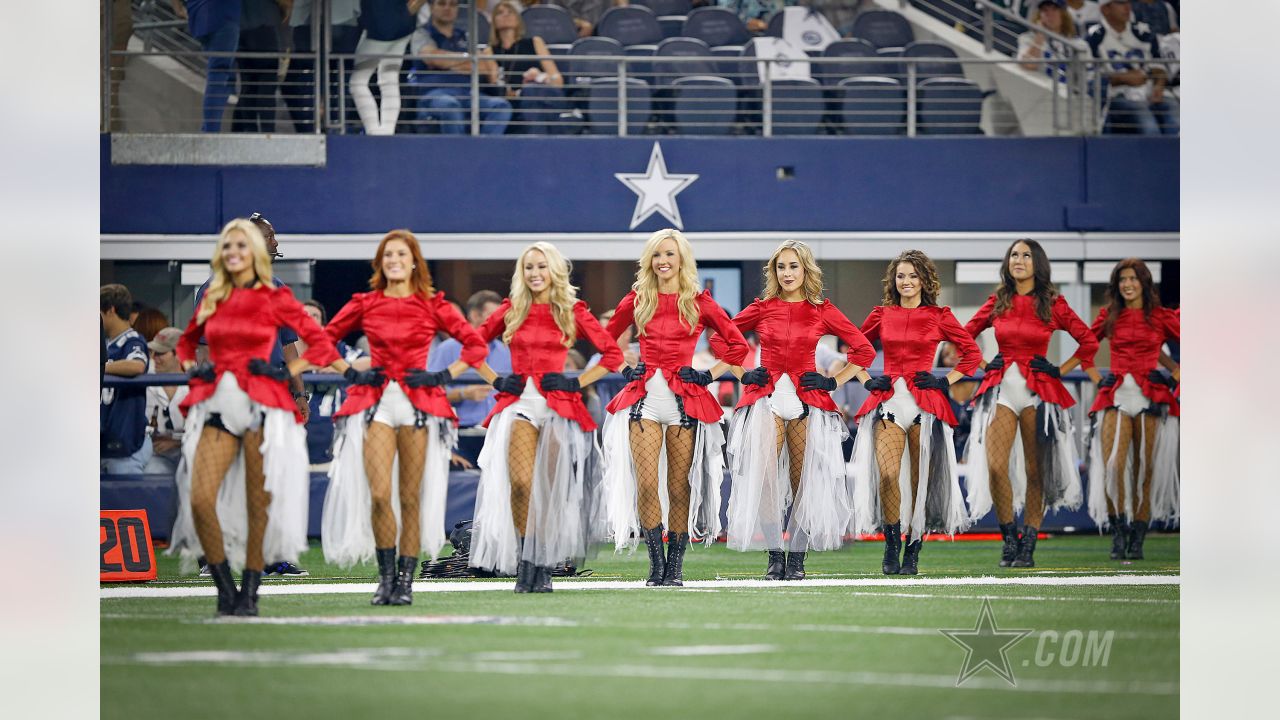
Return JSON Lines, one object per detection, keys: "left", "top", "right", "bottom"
{"left": 101, "top": 136, "right": 1178, "bottom": 235}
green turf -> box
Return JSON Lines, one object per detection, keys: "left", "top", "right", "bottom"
{"left": 102, "top": 535, "right": 1179, "bottom": 719}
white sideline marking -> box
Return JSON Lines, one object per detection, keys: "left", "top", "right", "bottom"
{"left": 647, "top": 644, "right": 777, "bottom": 656}
{"left": 200, "top": 615, "right": 578, "bottom": 627}
{"left": 848, "top": 591, "right": 1179, "bottom": 605}
{"left": 101, "top": 574, "right": 1180, "bottom": 599}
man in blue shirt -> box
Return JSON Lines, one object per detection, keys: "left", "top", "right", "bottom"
{"left": 101, "top": 284, "right": 153, "bottom": 473}
{"left": 427, "top": 290, "right": 510, "bottom": 428}
{"left": 408, "top": 0, "right": 512, "bottom": 134}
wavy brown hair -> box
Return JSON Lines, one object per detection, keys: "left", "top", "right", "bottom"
{"left": 1101, "top": 257, "right": 1160, "bottom": 338}
{"left": 993, "top": 238, "right": 1058, "bottom": 323}
{"left": 369, "top": 229, "right": 434, "bottom": 300}
{"left": 881, "top": 249, "right": 941, "bottom": 307}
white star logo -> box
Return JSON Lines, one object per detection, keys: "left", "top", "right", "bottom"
{"left": 614, "top": 142, "right": 699, "bottom": 230}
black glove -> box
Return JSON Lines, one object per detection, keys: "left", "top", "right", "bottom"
{"left": 799, "top": 371, "right": 836, "bottom": 392}
{"left": 186, "top": 360, "right": 216, "bottom": 383}
{"left": 1028, "top": 354, "right": 1061, "bottom": 378}
{"left": 1098, "top": 373, "right": 1119, "bottom": 389}
{"left": 740, "top": 366, "right": 770, "bottom": 387}
{"left": 913, "top": 371, "right": 951, "bottom": 391}
{"left": 678, "top": 366, "right": 714, "bottom": 386}
{"left": 1148, "top": 369, "right": 1178, "bottom": 389}
{"left": 863, "top": 375, "right": 892, "bottom": 392}
{"left": 621, "top": 361, "right": 646, "bottom": 382}
{"left": 343, "top": 366, "right": 386, "bottom": 387}
{"left": 248, "top": 357, "right": 291, "bottom": 382}
{"left": 540, "top": 372, "right": 580, "bottom": 393}
{"left": 492, "top": 374, "right": 526, "bottom": 395}
{"left": 984, "top": 353, "right": 1005, "bottom": 372}
{"left": 403, "top": 368, "right": 452, "bottom": 388}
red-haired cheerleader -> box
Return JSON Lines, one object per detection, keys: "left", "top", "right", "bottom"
{"left": 963, "top": 239, "right": 1100, "bottom": 568}
{"left": 1087, "top": 258, "right": 1179, "bottom": 560}
{"left": 468, "top": 242, "right": 626, "bottom": 593}
{"left": 170, "top": 218, "right": 344, "bottom": 616}
{"left": 710, "top": 240, "right": 875, "bottom": 580}
{"left": 601, "top": 229, "right": 749, "bottom": 587}
{"left": 849, "top": 250, "right": 982, "bottom": 575}
{"left": 320, "top": 230, "right": 494, "bottom": 606}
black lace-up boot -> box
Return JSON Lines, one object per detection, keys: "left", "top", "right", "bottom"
{"left": 1127, "top": 520, "right": 1148, "bottom": 560}
{"left": 1011, "top": 525, "right": 1038, "bottom": 567}
{"left": 663, "top": 532, "right": 689, "bottom": 586}
{"left": 998, "top": 523, "right": 1019, "bottom": 567}
{"left": 882, "top": 523, "right": 902, "bottom": 575}
{"left": 371, "top": 548, "right": 397, "bottom": 605}
{"left": 783, "top": 551, "right": 806, "bottom": 581}
{"left": 233, "top": 569, "right": 261, "bottom": 616}
{"left": 389, "top": 555, "right": 417, "bottom": 605}
{"left": 764, "top": 550, "right": 785, "bottom": 580}
{"left": 899, "top": 536, "right": 922, "bottom": 575}
{"left": 644, "top": 525, "right": 666, "bottom": 586}
{"left": 208, "top": 561, "right": 238, "bottom": 616}
{"left": 1109, "top": 515, "right": 1128, "bottom": 560}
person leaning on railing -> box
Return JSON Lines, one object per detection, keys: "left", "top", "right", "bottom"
{"left": 407, "top": 0, "right": 513, "bottom": 134}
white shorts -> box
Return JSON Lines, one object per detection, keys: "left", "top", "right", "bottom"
{"left": 768, "top": 373, "right": 806, "bottom": 421}
{"left": 878, "top": 377, "right": 923, "bottom": 430}
{"left": 995, "top": 363, "right": 1042, "bottom": 415}
{"left": 370, "top": 380, "right": 421, "bottom": 428}
{"left": 638, "top": 369, "right": 684, "bottom": 426}
{"left": 202, "top": 372, "right": 264, "bottom": 436}
{"left": 508, "top": 377, "right": 552, "bottom": 428}
{"left": 1112, "top": 373, "right": 1152, "bottom": 417}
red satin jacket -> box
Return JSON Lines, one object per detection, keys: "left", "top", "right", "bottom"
{"left": 478, "top": 299, "right": 625, "bottom": 430}
{"left": 1089, "top": 306, "right": 1180, "bottom": 416}
{"left": 604, "top": 290, "right": 749, "bottom": 424}
{"left": 177, "top": 285, "right": 339, "bottom": 421}
{"left": 964, "top": 294, "right": 1098, "bottom": 408}
{"left": 854, "top": 304, "right": 982, "bottom": 426}
{"left": 709, "top": 297, "right": 876, "bottom": 412}
{"left": 325, "top": 290, "right": 487, "bottom": 421}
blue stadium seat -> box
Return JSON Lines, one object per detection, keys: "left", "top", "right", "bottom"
{"left": 597, "top": 6, "right": 665, "bottom": 47}
{"left": 565, "top": 36, "right": 625, "bottom": 88}
{"left": 849, "top": 9, "right": 914, "bottom": 52}
{"left": 916, "top": 76, "right": 984, "bottom": 134}
{"left": 522, "top": 5, "right": 578, "bottom": 47}
{"left": 457, "top": 6, "right": 491, "bottom": 47}
{"left": 671, "top": 76, "right": 737, "bottom": 135}
{"left": 816, "top": 38, "right": 879, "bottom": 86}
{"left": 652, "top": 37, "right": 717, "bottom": 89}
{"left": 658, "top": 15, "right": 687, "bottom": 40}
{"left": 769, "top": 78, "right": 826, "bottom": 135}
{"left": 766, "top": 10, "right": 785, "bottom": 38}
{"left": 902, "top": 41, "right": 965, "bottom": 81}
{"left": 682, "top": 7, "right": 751, "bottom": 48}
{"left": 834, "top": 76, "right": 906, "bottom": 135}
{"left": 631, "top": 0, "right": 692, "bottom": 17}
{"left": 586, "top": 77, "right": 653, "bottom": 134}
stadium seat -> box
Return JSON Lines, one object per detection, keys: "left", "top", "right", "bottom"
{"left": 457, "top": 6, "right": 491, "bottom": 47}
{"left": 682, "top": 7, "right": 751, "bottom": 48}
{"left": 521, "top": 5, "right": 578, "bottom": 47}
{"left": 816, "top": 38, "right": 880, "bottom": 86}
{"left": 565, "top": 36, "right": 625, "bottom": 87}
{"left": 597, "top": 6, "right": 665, "bottom": 47}
{"left": 671, "top": 76, "right": 737, "bottom": 135}
{"left": 769, "top": 78, "right": 826, "bottom": 135}
{"left": 834, "top": 76, "right": 906, "bottom": 135}
{"left": 631, "top": 0, "right": 692, "bottom": 17}
{"left": 658, "top": 16, "right": 687, "bottom": 39}
{"left": 849, "top": 9, "right": 914, "bottom": 51}
{"left": 585, "top": 77, "right": 653, "bottom": 134}
{"left": 902, "top": 41, "right": 966, "bottom": 81}
{"left": 652, "top": 37, "right": 717, "bottom": 88}
{"left": 911, "top": 0, "right": 982, "bottom": 41}
{"left": 765, "top": 10, "right": 785, "bottom": 38}
{"left": 916, "top": 76, "right": 984, "bottom": 134}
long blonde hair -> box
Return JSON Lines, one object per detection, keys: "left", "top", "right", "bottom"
{"left": 503, "top": 242, "right": 578, "bottom": 347}
{"left": 196, "top": 218, "right": 274, "bottom": 324}
{"left": 762, "top": 239, "right": 824, "bottom": 304}
{"left": 632, "top": 228, "right": 701, "bottom": 336}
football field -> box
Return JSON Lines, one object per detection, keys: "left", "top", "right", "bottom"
{"left": 101, "top": 535, "right": 1178, "bottom": 719}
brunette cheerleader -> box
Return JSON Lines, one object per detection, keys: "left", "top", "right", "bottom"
{"left": 320, "top": 230, "right": 495, "bottom": 606}
{"left": 468, "top": 242, "right": 625, "bottom": 592}
{"left": 711, "top": 240, "right": 875, "bottom": 580}
{"left": 849, "top": 250, "right": 981, "bottom": 575}
{"left": 601, "top": 229, "right": 749, "bottom": 586}
{"left": 169, "top": 219, "right": 345, "bottom": 616}
{"left": 963, "top": 239, "right": 1100, "bottom": 568}
{"left": 1087, "top": 258, "right": 1180, "bottom": 560}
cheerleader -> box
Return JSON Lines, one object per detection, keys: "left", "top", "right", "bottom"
{"left": 601, "top": 229, "right": 749, "bottom": 586}
{"left": 849, "top": 250, "right": 982, "bottom": 575}
{"left": 320, "top": 230, "right": 494, "bottom": 606}
{"left": 1087, "top": 258, "right": 1180, "bottom": 560}
{"left": 468, "top": 242, "right": 626, "bottom": 593}
{"left": 962, "top": 239, "right": 1100, "bottom": 568}
{"left": 710, "top": 240, "right": 875, "bottom": 580}
{"left": 170, "top": 219, "right": 344, "bottom": 616}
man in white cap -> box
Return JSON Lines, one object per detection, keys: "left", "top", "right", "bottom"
{"left": 143, "top": 327, "right": 189, "bottom": 474}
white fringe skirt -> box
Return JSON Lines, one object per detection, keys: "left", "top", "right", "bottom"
{"left": 319, "top": 410, "right": 458, "bottom": 567}
{"left": 1086, "top": 408, "right": 1179, "bottom": 530}
{"left": 724, "top": 398, "right": 850, "bottom": 552}
{"left": 468, "top": 405, "right": 606, "bottom": 575}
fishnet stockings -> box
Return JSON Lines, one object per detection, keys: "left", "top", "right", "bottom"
{"left": 630, "top": 420, "right": 665, "bottom": 529}
{"left": 1133, "top": 413, "right": 1157, "bottom": 522}
{"left": 190, "top": 424, "right": 270, "bottom": 570}
{"left": 396, "top": 426, "right": 427, "bottom": 557}
{"left": 364, "top": 421, "right": 399, "bottom": 548}
{"left": 786, "top": 416, "right": 809, "bottom": 500}
{"left": 985, "top": 406, "right": 1019, "bottom": 525}
{"left": 665, "top": 425, "right": 695, "bottom": 535}
{"left": 508, "top": 419, "right": 539, "bottom": 536}
{"left": 241, "top": 428, "right": 267, "bottom": 571}
{"left": 1018, "top": 408, "right": 1044, "bottom": 528}
{"left": 1100, "top": 409, "right": 1133, "bottom": 517}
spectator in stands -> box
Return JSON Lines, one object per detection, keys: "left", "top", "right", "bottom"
{"left": 351, "top": 0, "right": 427, "bottom": 135}
{"left": 552, "top": 0, "right": 628, "bottom": 38}
{"left": 1065, "top": 0, "right": 1101, "bottom": 35}
{"left": 717, "top": 0, "right": 786, "bottom": 35}
{"left": 1018, "top": 1, "right": 1086, "bottom": 77}
{"left": 101, "top": 284, "right": 153, "bottom": 473}
{"left": 429, "top": 290, "right": 512, "bottom": 430}
{"left": 186, "top": 0, "right": 242, "bottom": 132}
{"left": 132, "top": 305, "right": 170, "bottom": 343}
{"left": 231, "top": 0, "right": 284, "bottom": 133}
{"left": 409, "top": 0, "right": 512, "bottom": 134}
{"left": 283, "top": 0, "right": 363, "bottom": 133}
{"left": 1088, "top": 0, "right": 1177, "bottom": 135}
{"left": 489, "top": 0, "right": 568, "bottom": 134}
{"left": 1132, "top": 0, "right": 1176, "bottom": 37}
{"left": 143, "top": 328, "right": 189, "bottom": 474}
